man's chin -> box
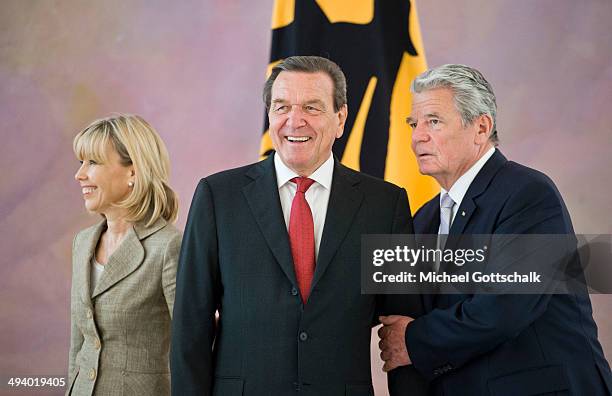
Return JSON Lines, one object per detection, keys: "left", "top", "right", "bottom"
{"left": 283, "top": 159, "right": 312, "bottom": 175}
{"left": 416, "top": 164, "right": 433, "bottom": 176}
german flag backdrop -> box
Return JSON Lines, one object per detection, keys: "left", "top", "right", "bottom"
{"left": 260, "top": 0, "right": 438, "bottom": 212}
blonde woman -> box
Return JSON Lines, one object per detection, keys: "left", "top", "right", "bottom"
{"left": 67, "top": 114, "right": 181, "bottom": 395}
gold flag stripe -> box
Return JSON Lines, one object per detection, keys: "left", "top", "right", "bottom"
{"left": 385, "top": 52, "right": 438, "bottom": 213}
{"left": 259, "top": 130, "right": 273, "bottom": 160}
{"left": 271, "top": 0, "right": 295, "bottom": 30}
{"left": 316, "top": 0, "right": 374, "bottom": 24}
{"left": 341, "top": 76, "right": 377, "bottom": 171}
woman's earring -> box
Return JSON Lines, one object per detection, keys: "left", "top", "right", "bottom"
{"left": 128, "top": 181, "right": 134, "bottom": 187}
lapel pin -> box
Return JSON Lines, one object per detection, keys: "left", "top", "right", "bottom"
{"left": 461, "top": 211, "right": 466, "bottom": 217}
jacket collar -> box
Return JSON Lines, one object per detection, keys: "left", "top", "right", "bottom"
{"left": 313, "top": 159, "right": 363, "bottom": 290}
{"left": 242, "top": 154, "right": 363, "bottom": 302}
{"left": 448, "top": 149, "right": 507, "bottom": 236}
{"left": 243, "top": 155, "right": 298, "bottom": 286}
{"left": 77, "top": 217, "right": 167, "bottom": 302}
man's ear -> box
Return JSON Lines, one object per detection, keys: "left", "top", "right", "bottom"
{"left": 474, "top": 114, "right": 493, "bottom": 145}
{"left": 336, "top": 104, "right": 348, "bottom": 138}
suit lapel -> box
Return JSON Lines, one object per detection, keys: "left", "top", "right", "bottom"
{"left": 242, "top": 155, "right": 298, "bottom": 287}
{"left": 92, "top": 226, "right": 144, "bottom": 298}
{"left": 442, "top": 150, "right": 508, "bottom": 274}
{"left": 448, "top": 150, "right": 508, "bottom": 241}
{"left": 311, "top": 161, "right": 363, "bottom": 291}
{"left": 414, "top": 151, "right": 509, "bottom": 303}
{"left": 448, "top": 200, "right": 476, "bottom": 238}
{"left": 90, "top": 219, "right": 165, "bottom": 299}
{"left": 77, "top": 220, "right": 106, "bottom": 307}
{"left": 441, "top": 198, "right": 476, "bottom": 274}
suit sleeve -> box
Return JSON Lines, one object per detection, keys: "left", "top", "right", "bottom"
{"left": 171, "top": 179, "right": 221, "bottom": 395}
{"left": 162, "top": 231, "right": 182, "bottom": 318}
{"left": 68, "top": 235, "right": 84, "bottom": 379}
{"left": 375, "top": 189, "right": 415, "bottom": 322}
{"left": 406, "top": 178, "right": 569, "bottom": 381}
{"left": 376, "top": 188, "right": 423, "bottom": 318}
{"left": 384, "top": 188, "right": 430, "bottom": 394}
{"left": 392, "top": 187, "right": 415, "bottom": 234}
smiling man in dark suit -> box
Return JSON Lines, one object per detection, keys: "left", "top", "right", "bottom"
{"left": 171, "top": 56, "right": 421, "bottom": 395}
{"left": 379, "top": 64, "right": 612, "bottom": 395}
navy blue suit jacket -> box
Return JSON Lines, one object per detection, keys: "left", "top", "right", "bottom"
{"left": 404, "top": 150, "right": 612, "bottom": 395}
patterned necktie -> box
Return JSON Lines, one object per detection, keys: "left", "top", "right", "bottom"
{"left": 289, "top": 177, "right": 316, "bottom": 303}
{"left": 435, "top": 192, "right": 455, "bottom": 272}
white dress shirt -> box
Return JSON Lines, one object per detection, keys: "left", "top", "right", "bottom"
{"left": 439, "top": 147, "right": 496, "bottom": 233}
{"left": 275, "top": 153, "right": 334, "bottom": 259}
{"left": 90, "top": 257, "right": 105, "bottom": 295}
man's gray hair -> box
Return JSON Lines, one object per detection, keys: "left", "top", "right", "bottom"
{"left": 411, "top": 64, "right": 498, "bottom": 144}
{"left": 263, "top": 56, "right": 347, "bottom": 113}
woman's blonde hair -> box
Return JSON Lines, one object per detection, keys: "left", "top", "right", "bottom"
{"left": 73, "top": 114, "right": 178, "bottom": 226}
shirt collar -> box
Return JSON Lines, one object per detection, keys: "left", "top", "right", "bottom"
{"left": 441, "top": 147, "right": 496, "bottom": 207}
{"left": 274, "top": 152, "right": 334, "bottom": 190}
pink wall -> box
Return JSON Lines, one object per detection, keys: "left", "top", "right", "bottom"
{"left": 1, "top": 1, "right": 610, "bottom": 394}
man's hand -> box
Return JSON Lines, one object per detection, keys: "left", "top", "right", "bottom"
{"left": 378, "top": 315, "right": 414, "bottom": 372}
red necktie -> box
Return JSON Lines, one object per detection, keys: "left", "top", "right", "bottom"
{"left": 289, "top": 177, "right": 316, "bottom": 304}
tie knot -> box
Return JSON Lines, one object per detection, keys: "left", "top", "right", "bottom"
{"left": 441, "top": 193, "right": 455, "bottom": 209}
{"left": 291, "top": 177, "right": 315, "bottom": 193}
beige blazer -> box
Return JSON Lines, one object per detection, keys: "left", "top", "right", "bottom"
{"left": 67, "top": 218, "right": 181, "bottom": 396}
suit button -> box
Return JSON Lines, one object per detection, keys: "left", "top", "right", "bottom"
{"left": 291, "top": 287, "right": 299, "bottom": 296}
{"left": 299, "top": 331, "right": 308, "bottom": 341}
{"left": 88, "top": 368, "right": 96, "bottom": 380}
{"left": 86, "top": 309, "right": 93, "bottom": 319}
{"left": 94, "top": 337, "right": 101, "bottom": 350}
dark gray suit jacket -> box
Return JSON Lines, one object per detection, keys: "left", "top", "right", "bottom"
{"left": 171, "top": 154, "right": 417, "bottom": 395}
